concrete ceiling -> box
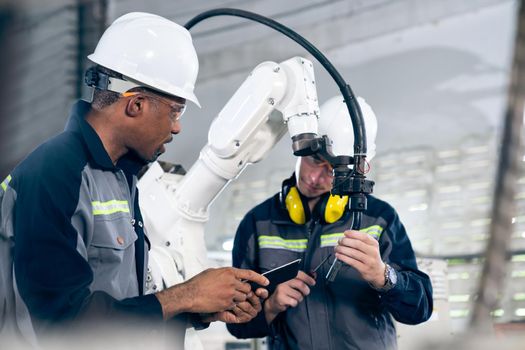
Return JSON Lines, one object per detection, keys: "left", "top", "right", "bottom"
{"left": 110, "top": 0, "right": 507, "bottom": 82}
{"left": 1, "top": 0, "right": 515, "bottom": 187}
{"left": 109, "top": 0, "right": 515, "bottom": 174}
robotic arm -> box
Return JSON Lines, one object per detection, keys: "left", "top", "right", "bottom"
{"left": 138, "top": 56, "right": 320, "bottom": 293}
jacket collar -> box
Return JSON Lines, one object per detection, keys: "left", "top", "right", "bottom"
{"left": 65, "top": 100, "right": 146, "bottom": 175}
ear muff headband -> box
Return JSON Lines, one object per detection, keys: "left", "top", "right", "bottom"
{"left": 285, "top": 186, "right": 306, "bottom": 225}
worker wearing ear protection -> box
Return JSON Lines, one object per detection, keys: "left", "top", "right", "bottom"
{"left": 227, "top": 96, "right": 433, "bottom": 350}
{"left": 0, "top": 12, "right": 269, "bottom": 347}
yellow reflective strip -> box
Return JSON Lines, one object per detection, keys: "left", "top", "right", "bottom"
{"left": 365, "top": 231, "right": 381, "bottom": 239}
{"left": 320, "top": 225, "right": 385, "bottom": 247}
{"left": 259, "top": 242, "right": 307, "bottom": 249}
{"left": 259, "top": 236, "right": 307, "bottom": 244}
{"left": 320, "top": 238, "right": 339, "bottom": 245}
{"left": 360, "top": 225, "right": 383, "bottom": 234}
{"left": 321, "top": 233, "right": 345, "bottom": 239}
{"left": 1, "top": 174, "right": 12, "bottom": 191}
{"left": 360, "top": 225, "right": 384, "bottom": 239}
{"left": 320, "top": 233, "right": 344, "bottom": 247}
{"left": 258, "top": 240, "right": 308, "bottom": 249}
{"left": 92, "top": 200, "right": 130, "bottom": 215}
{"left": 258, "top": 235, "right": 308, "bottom": 250}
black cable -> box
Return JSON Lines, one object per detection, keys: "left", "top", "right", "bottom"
{"left": 165, "top": 0, "right": 250, "bottom": 20}
{"left": 184, "top": 9, "right": 376, "bottom": 223}
{"left": 184, "top": 8, "right": 366, "bottom": 156}
{"left": 186, "top": 0, "right": 345, "bottom": 39}
{"left": 185, "top": 8, "right": 373, "bottom": 283}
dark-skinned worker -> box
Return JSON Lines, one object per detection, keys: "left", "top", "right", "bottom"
{"left": 0, "top": 12, "right": 269, "bottom": 348}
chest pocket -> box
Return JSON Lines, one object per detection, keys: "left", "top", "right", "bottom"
{"left": 89, "top": 213, "right": 137, "bottom": 267}
{"left": 258, "top": 237, "right": 304, "bottom": 274}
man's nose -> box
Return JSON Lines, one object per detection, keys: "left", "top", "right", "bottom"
{"left": 171, "top": 120, "right": 181, "bottom": 135}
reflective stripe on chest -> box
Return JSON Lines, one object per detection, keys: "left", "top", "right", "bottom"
{"left": 258, "top": 225, "right": 384, "bottom": 251}
{"left": 92, "top": 199, "right": 130, "bottom": 216}
{"left": 320, "top": 225, "right": 384, "bottom": 247}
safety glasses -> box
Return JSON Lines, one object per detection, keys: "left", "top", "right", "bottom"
{"left": 122, "top": 91, "right": 186, "bottom": 122}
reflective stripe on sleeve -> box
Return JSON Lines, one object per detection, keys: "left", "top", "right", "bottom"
{"left": 1, "top": 174, "right": 12, "bottom": 191}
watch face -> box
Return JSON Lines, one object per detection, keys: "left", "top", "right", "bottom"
{"left": 382, "top": 264, "right": 397, "bottom": 292}
{"left": 388, "top": 265, "right": 397, "bottom": 285}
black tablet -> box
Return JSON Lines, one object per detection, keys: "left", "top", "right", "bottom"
{"left": 251, "top": 258, "right": 301, "bottom": 293}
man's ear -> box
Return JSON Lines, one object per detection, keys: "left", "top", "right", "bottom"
{"left": 124, "top": 95, "right": 145, "bottom": 118}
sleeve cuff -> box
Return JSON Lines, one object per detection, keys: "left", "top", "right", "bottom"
{"left": 189, "top": 313, "right": 210, "bottom": 330}
{"left": 118, "top": 293, "right": 164, "bottom": 319}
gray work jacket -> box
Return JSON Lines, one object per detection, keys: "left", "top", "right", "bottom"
{"left": 228, "top": 190, "right": 433, "bottom": 350}
{"left": 0, "top": 100, "right": 162, "bottom": 344}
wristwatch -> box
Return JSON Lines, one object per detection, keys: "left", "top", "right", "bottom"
{"left": 374, "top": 263, "right": 397, "bottom": 292}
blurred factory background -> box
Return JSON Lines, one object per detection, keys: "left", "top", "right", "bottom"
{"left": 1, "top": 0, "right": 524, "bottom": 349}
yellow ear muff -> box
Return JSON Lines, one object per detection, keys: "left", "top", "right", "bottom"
{"left": 285, "top": 186, "right": 306, "bottom": 225}
{"left": 324, "top": 195, "right": 348, "bottom": 224}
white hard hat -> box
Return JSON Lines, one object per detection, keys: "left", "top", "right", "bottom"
{"left": 88, "top": 12, "right": 200, "bottom": 107}
{"left": 318, "top": 95, "right": 378, "bottom": 160}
